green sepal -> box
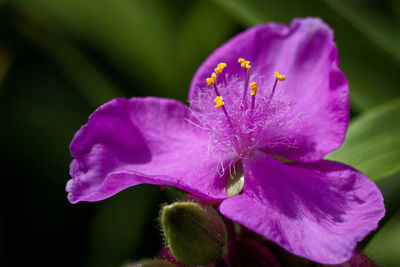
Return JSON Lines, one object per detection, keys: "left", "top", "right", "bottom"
{"left": 161, "top": 202, "right": 227, "bottom": 265}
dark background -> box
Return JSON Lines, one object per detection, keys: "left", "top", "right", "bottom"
{"left": 1, "top": 0, "right": 400, "bottom": 266}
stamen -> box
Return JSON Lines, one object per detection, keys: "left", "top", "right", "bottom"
{"left": 238, "top": 58, "right": 251, "bottom": 108}
{"left": 214, "top": 63, "right": 227, "bottom": 74}
{"left": 269, "top": 71, "right": 286, "bottom": 100}
{"left": 214, "top": 96, "right": 225, "bottom": 109}
{"left": 208, "top": 73, "right": 232, "bottom": 126}
{"left": 193, "top": 63, "right": 296, "bottom": 160}
{"left": 206, "top": 72, "right": 217, "bottom": 86}
{"left": 212, "top": 91, "right": 235, "bottom": 145}
{"left": 238, "top": 58, "right": 251, "bottom": 69}
{"left": 206, "top": 72, "right": 222, "bottom": 96}
{"left": 216, "top": 98, "right": 234, "bottom": 132}
{"left": 214, "top": 62, "right": 227, "bottom": 84}
{"left": 250, "top": 82, "right": 257, "bottom": 96}
{"left": 212, "top": 84, "right": 221, "bottom": 97}
{"left": 250, "top": 82, "right": 257, "bottom": 110}
{"left": 274, "top": 71, "right": 286, "bottom": 81}
{"left": 218, "top": 62, "right": 227, "bottom": 68}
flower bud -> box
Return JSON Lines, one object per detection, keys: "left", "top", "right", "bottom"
{"left": 161, "top": 202, "right": 227, "bottom": 265}
{"left": 126, "top": 259, "right": 177, "bottom": 267}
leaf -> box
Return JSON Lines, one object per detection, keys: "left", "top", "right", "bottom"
{"left": 375, "top": 171, "right": 400, "bottom": 222}
{"left": 0, "top": 45, "right": 13, "bottom": 90}
{"left": 363, "top": 208, "right": 400, "bottom": 266}
{"left": 358, "top": 171, "right": 400, "bottom": 248}
{"left": 9, "top": 0, "right": 180, "bottom": 96}
{"left": 212, "top": 0, "right": 400, "bottom": 112}
{"left": 323, "top": 0, "right": 400, "bottom": 62}
{"left": 327, "top": 99, "right": 400, "bottom": 229}
{"left": 327, "top": 98, "right": 400, "bottom": 181}
{"left": 174, "top": 0, "right": 237, "bottom": 99}
{"left": 13, "top": 18, "right": 122, "bottom": 107}
{"left": 212, "top": 0, "right": 319, "bottom": 26}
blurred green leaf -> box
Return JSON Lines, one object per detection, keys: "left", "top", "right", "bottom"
{"left": 87, "top": 185, "right": 160, "bottom": 267}
{"left": 0, "top": 45, "right": 13, "bottom": 89}
{"left": 212, "top": 0, "right": 400, "bottom": 112}
{"left": 175, "top": 0, "right": 236, "bottom": 92}
{"left": 327, "top": 99, "right": 400, "bottom": 231}
{"left": 14, "top": 19, "right": 122, "bottom": 107}
{"left": 327, "top": 98, "right": 400, "bottom": 181}
{"left": 357, "top": 171, "right": 400, "bottom": 249}
{"left": 394, "top": 0, "right": 400, "bottom": 17}
{"left": 375, "top": 171, "right": 400, "bottom": 222}
{"left": 212, "top": 0, "right": 318, "bottom": 26}
{"left": 9, "top": 0, "right": 239, "bottom": 101}
{"left": 10, "top": 0, "right": 179, "bottom": 96}
{"left": 364, "top": 209, "right": 400, "bottom": 266}
{"left": 324, "top": 0, "right": 400, "bottom": 62}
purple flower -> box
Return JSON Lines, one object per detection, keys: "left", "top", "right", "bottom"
{"left": 66, "top": 18, "right": 385, "bottom": 264}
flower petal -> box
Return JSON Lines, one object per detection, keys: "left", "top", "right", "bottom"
{"left": 67, "top": 97, "right": 230, "bottom": 204}
{"left": 189, "top": 17, "right": 349, "bottom": 162}
{"left": 219, "top": 151, "right": 384, "bottom": 264}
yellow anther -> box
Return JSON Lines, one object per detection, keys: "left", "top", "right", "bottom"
{"left": 274, "top": 71, "right": 286, "bottom": 81}
{"left": 218, "top": 63, "right": 227, "bottom": 68}
{"left": 214, "top": 62, "right": 227, "bottom": 74}
{"left": 238, "top": 58, "right": 251, "bottom": 69}
{"left": 250, "top": 82, "right": 257, "bottom": 96}
{"left": 215, "top": 67, "right": 223, "bottom": 74}
{"left": 245, "top": 61, "right": 251, "bottom": 69}
{"left": 214, "top": 96, "right": 225, "bottom": 109}
{"left": 206, "top": 72, "right": 217, "bottom": 85}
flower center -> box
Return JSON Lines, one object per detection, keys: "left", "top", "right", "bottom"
{"left": 190, "top": 58, "right": 295, "bottom": 162}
